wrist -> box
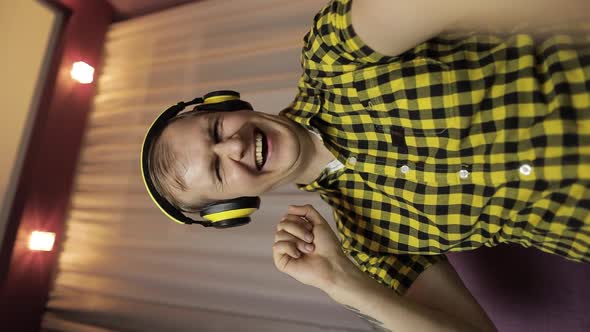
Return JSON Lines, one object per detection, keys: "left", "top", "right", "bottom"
{"left": 322, "top": 255, "right": 371, "bottom": 300}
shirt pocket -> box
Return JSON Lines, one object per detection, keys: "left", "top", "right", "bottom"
{"left": 353, "top": 57, "right": 459, "bottom": 137}
{"left": 353, "top": 58, "right": 464, "bottom": 185}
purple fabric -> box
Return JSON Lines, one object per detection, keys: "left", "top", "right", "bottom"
{"left": 447, "top": 245, "right": 590, "bottom": 331}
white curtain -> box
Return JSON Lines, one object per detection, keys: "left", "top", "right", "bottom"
{"left": 42, "top": 0, "right": 371, "bottom": 331}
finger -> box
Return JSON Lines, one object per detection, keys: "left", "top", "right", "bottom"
{"left": 288, "top": 204, "right": 326, "bottom": 226}
{"left": 277, "top": 215, "right": 314, "bottom": 243}
{"left": 296, "top": 214, "right": 314, "bottom": 230}
{"left": 274, "top": 230, "right": 315, "bottom": 253}
{"left": 272, "top": 241, "right": 301, "bottom": 264}
{"left": 281, "top": 214, "right": 313, "bottom": 231}
{"left": 272, "top": 245, "right": 292, "bottom": 271}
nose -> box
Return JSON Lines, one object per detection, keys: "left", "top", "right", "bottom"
{"left": 213, "top": 135, "right": 245, "bottom": 162}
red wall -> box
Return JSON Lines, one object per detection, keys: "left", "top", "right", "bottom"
{"left": 0, "top": 0, "right": 113, "bottom": 330}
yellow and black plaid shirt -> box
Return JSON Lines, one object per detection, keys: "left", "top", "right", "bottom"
{"left": 280, "top": 0, "right": 590, "bottom": 294}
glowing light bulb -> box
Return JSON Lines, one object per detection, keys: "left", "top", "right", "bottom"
{"left": 70, "top": 61, "right": 94, "bottom": 84}
{"left": 28, "top": 231, "right": 56, "bottom": 251}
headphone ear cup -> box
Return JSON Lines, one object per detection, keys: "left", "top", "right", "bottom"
{"left": 193, "top": 99, "right": 253, "bottom": 112}
{"left": 212, "top": 217, "right": 251, "bottom": 229}
{"left": 195, "top": 89, "right": 252, "bottom": 112}
{"left": 203, "top": 90, "right": 240, "bottom": 101}
{"left": 200, "top": 197, "right": 260, "bottom": 228}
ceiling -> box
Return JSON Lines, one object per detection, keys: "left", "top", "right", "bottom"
{"left": 109, "top": 0, "right": 201, "bottom": 21}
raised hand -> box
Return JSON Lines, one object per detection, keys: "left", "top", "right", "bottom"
{"left": 272, "top": 204, "right": 351, "bottom": 291}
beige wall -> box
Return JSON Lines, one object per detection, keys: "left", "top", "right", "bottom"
{"left": 0, "top": 1, "right": 62, "bottom": 242}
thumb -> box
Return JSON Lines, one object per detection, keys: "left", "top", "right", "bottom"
{"left": 288, "top": 204, "right": 326, "bottom": 226}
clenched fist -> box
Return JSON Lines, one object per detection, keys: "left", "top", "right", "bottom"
{"left": 272, "top": 204, "right": 352, "bottom": 292}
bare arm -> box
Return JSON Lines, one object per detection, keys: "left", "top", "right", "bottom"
{"left": 405, "top": 259, "right": 496, "bottom": 331}
{"left": 324, "top": 258, "right": 497, "bottom": 332}
{"left": 273, "top": 205, "right": 497, "bottom": 332}
{"left": 351, "top": 0, "right": 590, "bottom": 56}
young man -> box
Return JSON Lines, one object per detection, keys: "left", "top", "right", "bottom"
{"left": 144, "top": 0, "right": 589, "bottom": 331}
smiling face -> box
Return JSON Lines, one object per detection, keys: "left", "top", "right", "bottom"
{"left": 159, "top": 110, "right": 314, "bottom": 210}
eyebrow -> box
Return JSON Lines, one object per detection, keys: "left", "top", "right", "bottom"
{"left": 207, "top": 115, "right": 222, "bottom": 187}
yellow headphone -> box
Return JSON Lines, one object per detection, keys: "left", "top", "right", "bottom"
{"left": 140, "top": 90, "right": 260, "bottom": 228}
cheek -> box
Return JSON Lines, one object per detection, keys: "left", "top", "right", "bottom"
{"left": 224, "top": 111, "right": 254, "bottom": 132}
{"left": 226, "top": 167, "right": 272, "bottom": 195}
{"left": 226, "top": 167, "right": 257, "bottom": 187}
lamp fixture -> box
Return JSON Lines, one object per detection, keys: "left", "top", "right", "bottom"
{"left": 70, "top": 61, "right": 94, "bottom": 84}
{"left": 28, "top": 231, "right": 56, "bottom": 251}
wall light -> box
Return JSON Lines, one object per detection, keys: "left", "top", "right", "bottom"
{"left": 28, "top": 231, "right": 56, "bottom": 251}
{"left": 70, "top": 61, "right": 94, "bottom": 84}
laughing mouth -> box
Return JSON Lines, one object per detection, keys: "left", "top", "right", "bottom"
{"left": 254, "top": 128, "right": 268, "bottom": 170}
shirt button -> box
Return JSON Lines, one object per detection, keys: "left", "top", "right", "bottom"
{"left": 347, "top": 156, "right": 357, "bottom": 165}
{"left": 400, "top": 165, "right": 410, "bottom": 174}
{"left": 458, "top": 169, "right": 470, "bottom": 179}
{"left": 519, "top": 164, "right": 532, "bottom": 176}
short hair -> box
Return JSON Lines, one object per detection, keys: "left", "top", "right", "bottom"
{"left": 147, "top": 110, "right": 212, "bottom": 213}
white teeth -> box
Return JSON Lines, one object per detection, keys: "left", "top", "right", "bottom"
{"left": 255, "top": 132, "right": 263, "bottom": 169}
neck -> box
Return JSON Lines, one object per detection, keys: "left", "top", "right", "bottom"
{"left": 294, "top": 130, "right": 334, "bottom": 185}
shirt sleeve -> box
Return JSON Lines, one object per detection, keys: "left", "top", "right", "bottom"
{"left": 345, "top": 243, "right": 448, "bottom": 295}
{"left": 333, "top": 208, "right": 448, "bottom": 296}
{"left": 280, "top": 0, "right": 398, "bottom": 125}
{"left": 278, "top": 74, "right": 323, "bottom": 131}
{"left": 301, "top": 0, "right": 397, "bottom": 68}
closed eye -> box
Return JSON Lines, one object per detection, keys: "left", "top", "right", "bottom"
{"left": 212, "top": 116, "right": 223, "bottom": 184}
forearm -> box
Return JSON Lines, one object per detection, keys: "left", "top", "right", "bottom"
{"left": 457, "top": 0, "right": 590, "bottom": 31}
{"left": 323, "top": 259, "right": 491, "bottom": 332}
{"left": 352, "top": 0, "right": 589, "bottom": 57}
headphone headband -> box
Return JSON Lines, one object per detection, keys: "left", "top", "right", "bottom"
{"left": 140, "top": 90, "right": 258, "bottom": 228}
